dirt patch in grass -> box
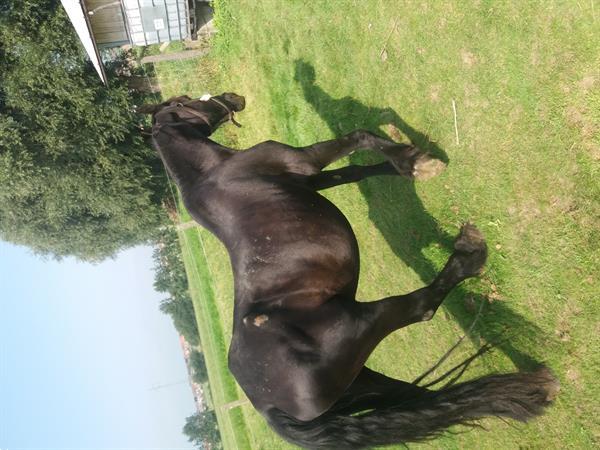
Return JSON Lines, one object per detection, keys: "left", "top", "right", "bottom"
{"left": 579, "top": 75, "right": 596, "bottom": 92}
{"left": 460, "top": 49, "right": 477, "bottom": 67}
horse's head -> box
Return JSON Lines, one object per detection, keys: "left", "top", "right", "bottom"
{"left": 137, "top": 92, "right": 246, "bottom": 135}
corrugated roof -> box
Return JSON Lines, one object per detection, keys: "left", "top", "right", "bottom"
{"left": 60, "top": 0, "right": 108, "bottom": 85}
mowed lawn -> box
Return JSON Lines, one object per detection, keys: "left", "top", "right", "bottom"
{"left": 154, "top": 1, "right": 598, "bottom": 448}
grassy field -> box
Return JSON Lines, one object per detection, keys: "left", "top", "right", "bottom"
{"left": 154, "top": 1, "right": 598, "bottom": 448}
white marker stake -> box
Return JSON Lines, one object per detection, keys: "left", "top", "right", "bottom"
{"left": 452, "top": 99, "right": 459, "bottom": 145}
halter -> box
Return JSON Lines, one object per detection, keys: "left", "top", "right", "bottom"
{"left": 208, "top": 96, "right": 243, "bottom": 128}
{"left": 152, "top": 96, "right": 242, "bottom": 135}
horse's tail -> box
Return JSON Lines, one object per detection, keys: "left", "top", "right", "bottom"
{"left": 265, "top": 367, "right": 559, "bottom": 449}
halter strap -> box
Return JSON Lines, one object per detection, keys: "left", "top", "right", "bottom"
{"left": 208, "top": 97, "right": 243, "bottom": 128}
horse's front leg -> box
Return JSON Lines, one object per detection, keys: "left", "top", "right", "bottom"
{"left": 306, "top": 163, "right": 397, "bottom": 190}
{"left": 362, "top": 223, "right": 487, "bottom": 338}
{"left": 302, "top": 130, "right": 446, "bottom": 180}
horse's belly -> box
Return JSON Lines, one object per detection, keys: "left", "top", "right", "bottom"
{"left": 233, "top": 223, "right": 359, "bottom": 306}
{"left": 225, "top": 186, "right": 360, "bottom": 304}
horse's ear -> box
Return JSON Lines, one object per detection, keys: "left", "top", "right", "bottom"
{"left": 136, "top": 103, "right": 159, "bottom": 115}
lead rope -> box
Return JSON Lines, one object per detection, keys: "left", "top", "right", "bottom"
{"left": 412, "top": 298, "right": 487, "bottom": 387}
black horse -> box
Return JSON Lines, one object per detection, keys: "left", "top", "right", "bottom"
{"left": 139, "top": 93, "right": 558, "bottom": 449}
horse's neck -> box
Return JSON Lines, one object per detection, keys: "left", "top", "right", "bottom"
{"left": 154, "top": 127, "right": 232, "bottom": 187}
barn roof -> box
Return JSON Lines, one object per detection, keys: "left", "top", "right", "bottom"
{"left": 60, "top": 0, "right": 108, "bottom": 85}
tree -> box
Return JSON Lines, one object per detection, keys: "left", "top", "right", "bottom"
{"left": 0, "top": 1, "right": 168, "bottom": 261}
{"left": 189, "top": 350, "right": 208, "bottom": 384}
{"left": 183, "top": 411, "right": 221, "bottom": 449}
{"left": 160, "top": 296, "right": 200, "bottom": 346}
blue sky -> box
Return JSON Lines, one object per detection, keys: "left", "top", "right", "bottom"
{"left": 1, "top": 241, "right": 196, "bottom": 449}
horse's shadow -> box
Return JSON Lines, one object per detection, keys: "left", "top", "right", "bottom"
{"left": 294, "top": 60, "right": 545, "bottom": 371}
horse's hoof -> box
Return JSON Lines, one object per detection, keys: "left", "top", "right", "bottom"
{"left": 453, "top": 223, "right": 488, "bottom": 276}
{"left": 412, "top": 154, "right": 447, "bottom": 180}
{"left": 454, "top": 223, "right": 486, "bottom": 253}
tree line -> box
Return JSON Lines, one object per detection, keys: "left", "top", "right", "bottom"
{"left": 0, "top": 0, "right": 168, "bottom": 261}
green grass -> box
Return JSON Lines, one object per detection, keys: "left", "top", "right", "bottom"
{"left": 157, "top": 1, "right": 599, "bottom": 448}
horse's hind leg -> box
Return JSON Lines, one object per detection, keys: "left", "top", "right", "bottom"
{"left": 297, "top": 224, "right": 487, "bottom": 402}
{"left": 301, "top": 130, "right": 445, "bottom": 180}
{"left": 331, "top": 367, "right": 430, "bottom": 415}
{"left": 363, "top": 223, "right": 487, "bottom": 337}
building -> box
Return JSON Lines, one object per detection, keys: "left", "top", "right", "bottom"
{"left": 60, "top": 0, "right": 213, "bottom": 84}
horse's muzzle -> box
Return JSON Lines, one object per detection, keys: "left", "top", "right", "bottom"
{"left": 223, "top": 93, "right": 246, "bottom": 112}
